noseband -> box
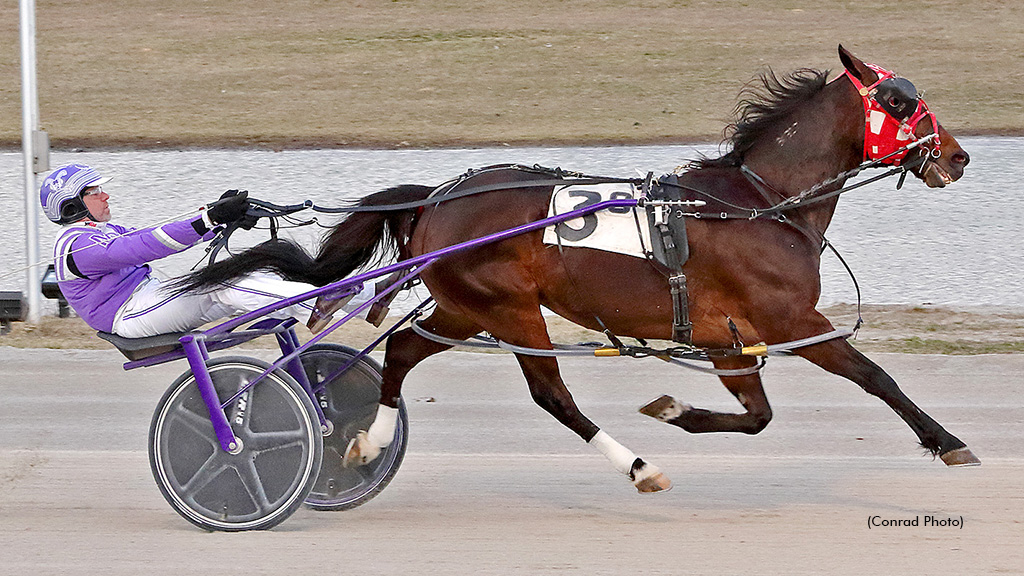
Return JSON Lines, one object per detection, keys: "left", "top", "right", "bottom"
{"left": 845, "top": 63, "right": 941, "bottom": 165}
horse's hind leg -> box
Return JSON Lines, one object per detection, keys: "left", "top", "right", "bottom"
{"left": 516, "top": 354, "right": 670, "bottom": 492}
{"left": 641, "top": 356, "right": 774, "bottom": 434}
{"left": 796, "top": 335, "right": 979, "bottom": 466}
{"left": 343, "top": 307, "right": 482, "bottom": 467}
{"left": 489, "top": 308, "right": 670, "bottom": 493}
{"left": 378, "top": 308, "right": 483, "bottom": 407}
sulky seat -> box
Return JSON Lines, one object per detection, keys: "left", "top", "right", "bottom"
{"left": 96, "top": 331, "right": 191, "bottom": 361}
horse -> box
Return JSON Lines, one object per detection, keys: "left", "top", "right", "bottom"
{"left": 180, "top": 46, "right": 975, "bottom": 492}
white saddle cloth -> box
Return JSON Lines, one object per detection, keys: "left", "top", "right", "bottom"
{"left": 542, "top": 183, "right": 651, "bottom": 258}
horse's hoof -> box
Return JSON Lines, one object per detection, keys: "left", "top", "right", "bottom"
{"left": 631, "top": 462, "right": 672, "bottom": 493}
{"left": 634, "top": 471, "right": 672, "bottom": 493}
{"left": 639, "top": 395, "right": 688, "bottom": 422}
{"left": 940, "top": 447, "right": 981, "bottom": 467}
{"left": 342, "top": 436, "right": 362, "bottom": 468}
{"left": 342, "top": 431, "right": 381, "bottom": 468}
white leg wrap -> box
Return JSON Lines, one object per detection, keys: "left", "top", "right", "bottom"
{"left": 343, "top": 404, "right": 398, "bottom": 468}
{"left": 589, "top": 430, "right": 638, "bottom": 477}
{"left": 365, "top": 404, "right": 398, "bottom": 447}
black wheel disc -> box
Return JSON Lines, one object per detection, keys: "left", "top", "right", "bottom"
{"left": 299, "top": 344, "right": 408, "bottom": 511}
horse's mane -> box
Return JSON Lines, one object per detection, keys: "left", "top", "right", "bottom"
{"left": 692, "top": 67, "right": 830, "bottom": 169}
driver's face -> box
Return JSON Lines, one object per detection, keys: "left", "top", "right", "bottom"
{"left": 81, "top": 186, "right": 111, "bottom": 222}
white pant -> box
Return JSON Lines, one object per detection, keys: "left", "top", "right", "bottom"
{"left": 112, "top": 272, "right": 371, "bottom": 338}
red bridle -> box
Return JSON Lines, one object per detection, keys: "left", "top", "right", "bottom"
{"left": 845, "top": 63, "right": 941, "bottom": 165}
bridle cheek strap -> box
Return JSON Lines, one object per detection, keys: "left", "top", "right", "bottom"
{"left": 904, "top": 100, "right": 942, "bottom": 159}
{"left": 845, "top": 67, "right": 940, "bottom": 165}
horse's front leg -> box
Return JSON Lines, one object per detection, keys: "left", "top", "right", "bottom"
{"left": 640, "top": 355, "right": 773, "bottom": 434}
{"left": 796, "top": 337, "right": 980, "bottom": 466}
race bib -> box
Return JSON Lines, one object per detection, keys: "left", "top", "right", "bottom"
{"left": 542, "top": 183, "right": 650, "bottom": 259}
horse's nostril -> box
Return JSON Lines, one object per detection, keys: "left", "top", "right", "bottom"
{"left": 952, "top": 152, "right": 970, "bottom": 167}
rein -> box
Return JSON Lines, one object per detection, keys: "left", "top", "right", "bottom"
{"left": 746, "top": 134, "right": 936, "bottom": 215}
{"left": 655, "top": 134, "right": 937, "bottom": 223}
{"left": 230, "top": 137, "right": 933, "bottom": 226}
{"left": 201, "top": 198, "right": 315, "bottom": 267}
{"left": 312, "top": 165, "right": 638, "bottom": 213}
{"left": 657, "top": 139, "right": 935, "bottom": 333}
{"left": 293, "top": 134, "right": 935, "bottom": 221}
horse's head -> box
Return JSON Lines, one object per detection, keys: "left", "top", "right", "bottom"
{"left": 839, "top": 45, "right": 970, "bottom": 188}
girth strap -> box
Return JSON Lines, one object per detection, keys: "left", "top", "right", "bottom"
{"left": 669, "top": 273, "right": 693, "bottom": 344}
{"left": 644, "top": 175, "right": 694, "bottom": 345}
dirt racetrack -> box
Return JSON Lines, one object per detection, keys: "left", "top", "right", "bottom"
{"left": 1, "top": 346, "right": 1021, "bottom": 575}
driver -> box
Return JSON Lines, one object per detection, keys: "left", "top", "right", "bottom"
{"left": 40, "top": 163, "right": 372, "bottom": 338}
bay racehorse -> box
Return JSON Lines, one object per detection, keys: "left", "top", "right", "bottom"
{"left": 180, "top": 46, "right": 976, "bottom": 492}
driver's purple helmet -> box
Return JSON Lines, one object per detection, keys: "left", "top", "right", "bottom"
{"left": 40, "top": 164, "right": 111, "bottom": 224}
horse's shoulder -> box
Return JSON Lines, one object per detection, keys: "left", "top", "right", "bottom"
{"left": 672, "top": 162, "right": 770, "bottom": 211}
{"left": 677, "top": 163, "right": 745, "bottom": 191}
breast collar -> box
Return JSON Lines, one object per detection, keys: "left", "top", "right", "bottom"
{"left": 844, "top": 63, "right": 940, "bottom": 165}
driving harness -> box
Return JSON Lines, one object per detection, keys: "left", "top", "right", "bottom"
{"left": 640, "top": 173, "right": 694, "bottom": 343}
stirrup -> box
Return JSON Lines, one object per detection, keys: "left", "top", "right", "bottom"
{"left": 365, "top": 271, "right": 406, "bottom": 327}
{"left": 306, "top": 292, "right": 355, "bottom": 334}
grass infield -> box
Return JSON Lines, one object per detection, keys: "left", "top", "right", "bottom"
{"left": 1, "top": 1, "right": 1022, "bottom": 150}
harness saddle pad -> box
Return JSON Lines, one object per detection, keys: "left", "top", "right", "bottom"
{"left": 542, "top": 183, "right": 652, "bottom": 258}
{"left": 645, "top": 174, "right": 690, "bottom": 271}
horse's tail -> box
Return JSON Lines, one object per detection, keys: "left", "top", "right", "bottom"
{"left": 169, "top": 237, "right": 320, "bottom": 294}
{"left": 312, "top": 184, "right": 434, "bottom": 281}
{"left": 172, "top": 184, "right": 435, "bottom": 293}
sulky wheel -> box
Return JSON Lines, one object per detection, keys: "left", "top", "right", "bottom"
{"left": 298, "top": 344, "right": 408, "bottom": 511}
{"left": 149, "top": 356, "right": 323, "bottom": 531}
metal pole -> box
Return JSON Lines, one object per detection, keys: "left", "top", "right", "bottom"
{"left": 20, "top": 0, "right": 43, "bottom": 324}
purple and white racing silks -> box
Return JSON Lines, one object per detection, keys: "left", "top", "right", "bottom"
{"left": 52, "top": 216, "right": 217, "bottom": 333}
{"left": 53, "top": 214, "right": 373, "bottom": 337}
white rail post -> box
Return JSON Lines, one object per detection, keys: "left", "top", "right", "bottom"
{"left": 20, "top": 0, "right": 46, "bottom": 324}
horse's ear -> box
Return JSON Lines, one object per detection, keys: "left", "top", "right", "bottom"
{"left": 838, "top": 44, "right": 879, "bottom": 84}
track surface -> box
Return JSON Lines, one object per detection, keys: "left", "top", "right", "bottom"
{"left": 1, "top": 347, "right": 1021, "bottom": 575}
